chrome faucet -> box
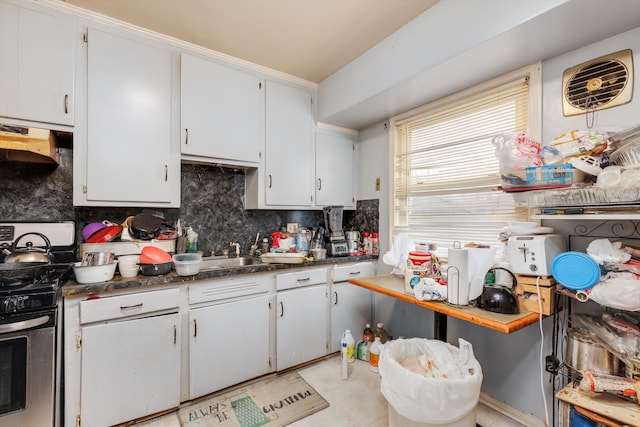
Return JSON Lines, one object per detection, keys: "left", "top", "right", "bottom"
{"left": 229, "top": 242, "right": 240, "bottom": 257}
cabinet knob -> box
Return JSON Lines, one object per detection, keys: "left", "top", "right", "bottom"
{"left": 268, "top": 174, "right": 272, "bottom": 188}
{"left": 64, "top": 94, "right": 69, "bottom": 114}
{"left": 185, "top": 128, "right": 189, "bottom": 144}
{"left": 317, "top": 178, "right": 322, "bottom": 191}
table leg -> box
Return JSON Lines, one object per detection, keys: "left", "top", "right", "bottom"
{"left": 434, "top": 312, "right": 447, "bottom": 341}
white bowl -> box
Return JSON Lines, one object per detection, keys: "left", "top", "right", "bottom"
{"left": 172, "top": 253, "right": 202, "bottom": 276}
{"left": 73, "top": 261, "right": 118, "bottom": 284}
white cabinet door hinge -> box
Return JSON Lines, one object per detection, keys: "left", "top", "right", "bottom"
{"left": 268, "top": 357, "right": 272, "bottom": 368}
{"left": 82, "top": 184, "right": 87, "bottom": 194}
{"left": 76, "top": 414, "right": 81, "bottom": 427}
{"left": 83, "top": 32, "right": 87, "bottom": 43}
{"left": 76, "top": 331, "right": 82, "bottom": 350}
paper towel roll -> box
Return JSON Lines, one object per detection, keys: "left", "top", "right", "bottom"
{"left": 447, "top": 248, "right": 469, "bottom": 305}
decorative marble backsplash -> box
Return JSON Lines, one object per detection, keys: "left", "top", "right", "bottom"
{"left": 0, "top": 148, "right": 378, "bottom": 258}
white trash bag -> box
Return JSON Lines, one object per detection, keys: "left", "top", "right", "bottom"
{"left": 379, "top": 338, "right": 482, "bottom": 424}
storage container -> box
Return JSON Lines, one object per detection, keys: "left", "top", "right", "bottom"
{"left": 172, "top": 253, "right": 202, "bottom": 276}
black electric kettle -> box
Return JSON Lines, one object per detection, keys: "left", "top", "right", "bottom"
{"left": 477, "top": 267, "right": 519, "bottom": 314}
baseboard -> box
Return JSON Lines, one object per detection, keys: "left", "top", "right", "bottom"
{"left": 479, "top": 392, "right": 546, "bottom": 427}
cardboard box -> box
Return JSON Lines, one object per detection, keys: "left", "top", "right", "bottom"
{"left": 515, "top": 275, "right": 556, "bottom": 287}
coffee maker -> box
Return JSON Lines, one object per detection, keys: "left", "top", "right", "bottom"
{"left": 322, "top": 206, "right": 348, "bottom": 257}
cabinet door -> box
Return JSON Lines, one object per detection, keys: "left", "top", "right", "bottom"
{"left": 189, "top": 294, "right": 271, "bottom": 399}
{"left": 0, "top": 4, "right": 75, "bottom": 125}
{"left": 85, "top": 28, "right": 178, "bottom": 205}
{"left": 316, "top": 130, "right": 355, "bottom": 207}
{"left": 330, "top": 262, "right": 375, "bottom": 352}
{"left": 80, "top": 313, "right": 181, "bottom": 427}
{"left": 276, "top": 284, "right": 328, "bottom": 370}
{"left": 181, "top": 53, "right": 261, "bottom": 164}
{"left": 330, "top": 282, "right": 372, "bottom": 353}
{"left": 265, "top": 80, "right": 313, "bottom": 206}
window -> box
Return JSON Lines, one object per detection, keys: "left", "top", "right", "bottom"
{"left": 390, "top": 64, "right": 541, "bottom": 253}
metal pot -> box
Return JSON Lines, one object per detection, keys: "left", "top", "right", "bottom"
{"left": 130, "top": 213, "right": 163, "bottom": 240}
{"left": 2, "top": 232, "right": 55, "bottom": 264}
{"left": 565, "top": 327, "right": 620, "bottom": 375}
{"left": 476, "top": 267, "right": 519, "bottom": 314}
{"left": 138, "top": 261, "right": 173, "bottom": 276}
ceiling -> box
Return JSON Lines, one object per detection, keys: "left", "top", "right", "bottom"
{"left": 61, "top": 0, "right": 439, "bottom": 83}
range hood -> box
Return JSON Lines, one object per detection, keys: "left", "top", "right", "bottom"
{"left": 0, "top": 124, "right": 58, "bottom": 164}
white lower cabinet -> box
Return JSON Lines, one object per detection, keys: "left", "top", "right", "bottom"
{"left": 188, "top": 294, "right": 271, "bottom": 399}
{"left": 276, "top": 268, "right": 329, "bottom": 370}
{"left": 75, "top": 289, "right": 181, "bottom": 427}
{"left": 330, "top": 262, "right": 375, "bottom": 353}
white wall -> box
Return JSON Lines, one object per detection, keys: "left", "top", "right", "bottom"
{"left": 357, "top": 24, "right": 640, "bottom": 424}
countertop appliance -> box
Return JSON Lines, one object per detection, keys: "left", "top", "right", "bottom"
{"left": 507, "top": 234, "right": 565, "bottom": 277}
{"left": 0, "top": 221, "right": 74, "bottom": 427}
{"left": 322, "top": 206, "right": 348, "bottom": 257}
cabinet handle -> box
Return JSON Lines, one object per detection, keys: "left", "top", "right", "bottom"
{"left": 165, "top": 165, "right": 168, "bottom": 181}
{"left": 185, "top": 128, "right": 189, "bottom": 144}
{"left": 193, "top": 319, "right": 197, "bottom": 337}
{"left": 317, "top": 178, "right": 322, "bottom": 191}
{"left": 120, "top": 303, "right": 142, "bottom": 311}
{"left": 296, "top": 277, "right": 310, "bottom": 282}
{"left": 349, "top": 271, "right": 361, "bottom": 275}
{"left": 268, "top": 174, "right": 272, "bottom": 188}
{"left": 334, "top": 290, "right": 338, "bottom": 305}
{"left": 64, "top": 94, "right": 69, "bottom": 114}
{"left": 173, "top": 325, "right": 177, "bottom": 345}
{"left": 279, "top": 301, "right": 284, "bottom": 317}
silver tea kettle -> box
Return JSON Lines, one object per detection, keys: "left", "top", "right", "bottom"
{"left": 477, "top": 267, "right": 519, "bottom": 314}
{"left": 2, "top": 232, "right": 55, "bottom": 264}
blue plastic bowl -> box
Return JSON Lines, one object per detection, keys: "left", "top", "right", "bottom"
{"left": 551, "top": 251, "right": 600, "bottom": 290}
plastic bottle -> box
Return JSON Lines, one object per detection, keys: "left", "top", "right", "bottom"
{"left": 363, "top": 323, "right": 374, "bottom": 343}
{"left": 372, "top": 233, "right": 379, "bottom": 255}
{"left": 375, "top": 322, "right": 388, "bottom": 344}
{"left": 356, "top": 340, "right": 370, "bottom": 362}
{"left": 369, "top": 336, "right": 383, "bottom": 373}
{"left": 341, "top": 330, "right": 355, "bottom": 363}
{"left": 261, "top": 238, "right": 270, "bottom": 254}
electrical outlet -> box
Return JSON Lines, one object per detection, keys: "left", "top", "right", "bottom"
{"left": 375, "top": 177, "right": 381, "bottom": 191}
{"left": 545, "top": 355, "right": 559, "bottom": 374}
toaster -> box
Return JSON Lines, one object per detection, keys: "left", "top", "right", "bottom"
{"left": 507, "top": 234, "right": 566, "bottom": 277}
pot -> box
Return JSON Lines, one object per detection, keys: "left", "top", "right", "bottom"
{"left": 476, "top": 267, "right": 519, "bottom": 314}
{"left": 0, "top": 262, "right": 51, "bottom": 282}
{"left": 139, "top": 261, "right": 173, "bottom": 276}
{"left": 130, "top": 213, "right": 163, "bottom": 240}
{"left": 565, "top": 327, "right": 620, "bottom": 375}
{"left": 3, "top": 232, "right": 55, "bottom": 264}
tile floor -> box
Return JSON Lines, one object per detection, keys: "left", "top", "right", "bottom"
{"left": 137, "top": 355, "right": 527, "bottom": 427}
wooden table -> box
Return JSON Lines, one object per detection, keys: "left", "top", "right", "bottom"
{"left": 556, "top": 384, "right": 640, "bottom": 426}
{"left": 348, "top": 274, "right": 541, "bottom": 338}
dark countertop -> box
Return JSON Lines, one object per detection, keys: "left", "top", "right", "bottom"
{"left": 62, "top": 255, "right": 378, "bottom": 297}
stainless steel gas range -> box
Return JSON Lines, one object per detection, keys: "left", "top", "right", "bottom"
{"left": 0, "top": 221, "right": 75, "bottom": 427}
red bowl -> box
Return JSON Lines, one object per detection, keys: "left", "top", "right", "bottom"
{"left": 140, "top": 246, "right": 172, "bottom": 264}
{"left": 85, "top": 225, "right": 123, "bottom": 244}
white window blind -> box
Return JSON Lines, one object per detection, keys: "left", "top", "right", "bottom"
{"left": 392, "top": 70, "right": 537, "bottom": 251}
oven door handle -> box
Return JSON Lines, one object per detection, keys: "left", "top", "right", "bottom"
{"left": 0, "top": 315, "right": 50, "bottom": 334}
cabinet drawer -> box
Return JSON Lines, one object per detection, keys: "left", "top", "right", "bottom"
{"left": 332, "top": 262, "right": 375, "bottom": 282}
{"left": 79, "top": 288, "right": 179, "bottom": 324}
{"left": 276, "top": 267, "right": 328, "bottom": 291}
{"left": 189, "top": 275, "right": 271, "bottom": 304}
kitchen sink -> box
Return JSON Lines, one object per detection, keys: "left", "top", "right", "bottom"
{"left": 200, "top": 256, "right": 264, "bottom": 271}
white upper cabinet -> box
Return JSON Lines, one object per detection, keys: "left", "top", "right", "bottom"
{"left": 180, "top": 53, "right": 262, "bottom": 166}
{"left": 0, "top": 2, "right": 75, "bottom": 127}
{"left": 315, "top": 128, "right": 356, "bottom": 208}
{"left": 245, "top": 80, "right": 314, "bottom": 208}
{"left": 76, "top": 28, "right": 180, "bottom": 207}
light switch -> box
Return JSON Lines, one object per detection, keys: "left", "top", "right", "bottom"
{"left": 375, "top": 177, "right": 381, "bottom": 191}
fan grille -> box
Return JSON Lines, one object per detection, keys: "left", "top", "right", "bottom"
{"left": 562, "top": 49, "right": 633, "bottom": 116}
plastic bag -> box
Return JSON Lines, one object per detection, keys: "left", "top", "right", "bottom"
{"left": 413, "top": 277, "right": 447, "bottom": 301}
{"left": 382, "top": 234, "right": 414, "bottom": 277}
{"left": 542, "top": 130, "right": 608, "bottom": 165}
{"left": 586, "top": 239, "right": 631, "bottom": 265}
{"left": 587, "top": 272, "right": 640, "bottom": 312}
{"left": 493, "top": 132, "right": 542, "bottom": 182}
{"left": 379, "top": 338, "right": 482, "bottom": 424}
